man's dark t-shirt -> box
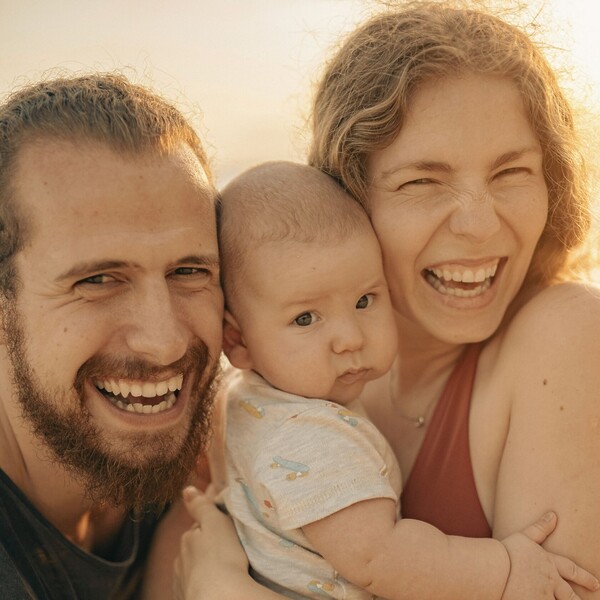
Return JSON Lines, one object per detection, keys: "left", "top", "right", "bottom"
{"left": 0, "top": 468, "right": 161, "bottom": 599}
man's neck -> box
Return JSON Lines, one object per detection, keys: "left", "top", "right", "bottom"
{"left": 0, "top": 377, "right": 128, "bottom": 554}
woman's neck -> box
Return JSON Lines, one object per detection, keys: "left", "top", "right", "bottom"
{"left": 392, "top": 316, "right": 466, "bottom": 403}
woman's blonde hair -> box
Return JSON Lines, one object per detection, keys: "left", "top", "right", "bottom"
{"left": 309, "top": 1, "right": 592, "bottom": 286}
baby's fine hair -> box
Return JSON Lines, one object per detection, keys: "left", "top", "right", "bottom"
{"left": 309, "top": 1, "right": 591, "bottom": 286}
{"left": 218, "top": 161, "right": 370, "bottom": 304}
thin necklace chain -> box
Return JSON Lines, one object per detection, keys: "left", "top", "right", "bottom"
{"left": 388, "top": 365, "right": 438, "bottom": 428}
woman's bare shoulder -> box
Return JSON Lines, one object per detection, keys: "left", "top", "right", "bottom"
{"left": 499, "top": 281, "right": 600, "bottom": 357}
{"left": 490, "top": 284, "right": 600, "bottom": 575}
{"left": 486, "top": 280, "right": 600, "bottom": 420}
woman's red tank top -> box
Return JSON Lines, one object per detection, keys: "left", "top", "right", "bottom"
{"left": 400, "top": 343, "right": 492, "bottom": 537}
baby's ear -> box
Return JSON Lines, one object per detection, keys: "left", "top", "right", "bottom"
{"left": 222, "top": 310, "right": 253, "bottom": 369}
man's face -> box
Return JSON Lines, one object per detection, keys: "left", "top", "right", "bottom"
{"left": 3, "top": 139, "right": 223, "bottom": 509}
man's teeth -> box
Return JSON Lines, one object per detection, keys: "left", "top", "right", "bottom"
{"left": 113, "top": 394, "right": 176, "bottom": 414}
{"left": 429, "top": 262, "right": 498, "bottom": 283}
{"left": 95, "top": 374, "right": 183, "bottom": 414}
{"left": 96, "top": 374, "right": 183, "bottom": 398}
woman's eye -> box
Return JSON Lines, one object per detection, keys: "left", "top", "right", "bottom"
{"left": 496, "top": 167, "right": 528, "bottom": 178}
{"left": 356, "top": 294, "right": 373, "bottom": 309}
{"left": 400, "top": 178, "right": 434, "bottom": 189}
{"left": 294, "top": 312, "right": 317, "bottom": 327}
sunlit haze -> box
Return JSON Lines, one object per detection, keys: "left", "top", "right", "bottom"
{"left": 2, "top": 0, "right": 598, "bottom": 186}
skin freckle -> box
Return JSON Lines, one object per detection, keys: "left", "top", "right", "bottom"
{"left": 543, "top": 379, "right": 547, "bottom": 385}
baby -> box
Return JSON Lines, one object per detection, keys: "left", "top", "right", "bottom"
{"left": 203, "top": 161, "right": 596, "bottom": 600}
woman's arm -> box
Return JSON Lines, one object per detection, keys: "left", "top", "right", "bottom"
{"left": 491, "top": 282, "right": 600, "bottom": 598}
{"left": 302, "top": 497, "right": 597, "bottom": 600}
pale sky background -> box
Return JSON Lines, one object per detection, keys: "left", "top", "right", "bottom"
{"left": 0, "top": 0, "right": 598, "bottom": 187}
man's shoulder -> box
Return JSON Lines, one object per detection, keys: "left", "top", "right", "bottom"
{"left": 0, "top": 538, "right": 34, "bottom": 599}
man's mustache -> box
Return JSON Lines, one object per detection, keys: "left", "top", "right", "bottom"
{"left": 75, "top": 341, "right": 210, "bottom": 385}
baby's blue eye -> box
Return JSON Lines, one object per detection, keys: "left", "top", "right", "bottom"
{"left": 356, "top": 294, "right": 373, "bottom": 309}
{"left": 294, "top": 312, "right": 316, "bottom": 327}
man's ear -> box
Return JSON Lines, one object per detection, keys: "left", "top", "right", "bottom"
{"left": 222, "top": 310, "right": 253, "bottom": 369}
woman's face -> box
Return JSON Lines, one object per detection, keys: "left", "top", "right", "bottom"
{"left": 366, "top": 74, "right": 548, "bottom": 344}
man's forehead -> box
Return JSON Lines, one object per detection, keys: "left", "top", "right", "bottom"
{"left": 10, "top": 139, "right": 218, "bottom": 261}
{"left": 14, "top": 138, "right": 215, "bottom": 213}
{"left": 16, "top": 135, "right": 210, "bottom": 179}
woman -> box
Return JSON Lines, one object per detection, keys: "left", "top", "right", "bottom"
{"left": 307, "top": 0, "right": 599, "bottom": 550}
{"left": 147, "top": 3, "right": 600, "bottom": 598}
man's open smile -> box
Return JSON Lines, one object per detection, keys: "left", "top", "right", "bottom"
{"left": 95, "top": 374, "right": 183, "bottom": 414}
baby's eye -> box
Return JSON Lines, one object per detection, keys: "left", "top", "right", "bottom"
{"left": 293, "top": 312, "right": 318, "bottom": 327}
{"left": 356, "top": 294, "right": 374, "bottom": 310}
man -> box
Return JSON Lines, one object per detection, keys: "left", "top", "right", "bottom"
{"left": 0, "top": 74, "right": 223, "bottom": 598}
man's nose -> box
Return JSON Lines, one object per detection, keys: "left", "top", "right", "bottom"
{"left": 124, "top": 283, "right": 189, "bottom": 366}
{"left": 448, "top": 189, "right": 501, "bottom": 242}
{"left": 331, "top": 317, "right": 365, "bottom": 354}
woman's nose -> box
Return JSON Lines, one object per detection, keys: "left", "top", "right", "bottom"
{"left": 448, "top": 189, "right": 501, "bottom": 242}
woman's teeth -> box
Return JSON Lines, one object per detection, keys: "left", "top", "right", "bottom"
{"left": 95, "top": 374, "right": 183, "bottom": 414}
{"left": 429, "top": 263, "right": 498, "bottom": 283}
{"left": 425, "top": 261, "right": 499, "bottom": 297}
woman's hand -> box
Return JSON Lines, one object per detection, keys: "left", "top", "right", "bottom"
{"left": 174, "top": 486, "right": 285, "bottom": 600}
{"left": 501, "top": 511, "right": 599, "bottom": 600}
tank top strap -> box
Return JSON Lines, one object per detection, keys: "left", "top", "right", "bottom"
{"left": 400, "top": 343, "right": 492, "bottom": 537}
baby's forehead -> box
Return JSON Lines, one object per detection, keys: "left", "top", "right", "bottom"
{"left": 238, "top": 229, "right": 382, "bottom": 289}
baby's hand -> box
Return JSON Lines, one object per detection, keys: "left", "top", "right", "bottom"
{"left": 501, "top": 512, "right": 599, "bottom": 600}
{"left": 174, "top": 486, "right": 250, "bottom": 600}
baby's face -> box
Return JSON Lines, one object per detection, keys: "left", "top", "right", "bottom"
{"left": 232, "top": 229, "right": 398, "bottom": 404}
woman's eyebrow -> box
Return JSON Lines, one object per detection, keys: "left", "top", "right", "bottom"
{"left": 380, "top": 160, "right": 454, "bottom": 181}
{"left": 490, "top": 146, "right": 541, "bottom": 170}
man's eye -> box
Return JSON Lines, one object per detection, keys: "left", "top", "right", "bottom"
{"left": 173, "top": 267, "right": 211, "bottom": 278}
{"left": 293, "top": 312, "right": 317, "bottom": 327}
{"left": 78, "top": 274, "right": 113, "bottom": 285}
{"left": 356, "top": 294, "right": 373, "bottom": 310}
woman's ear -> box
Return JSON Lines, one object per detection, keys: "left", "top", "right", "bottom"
{"left": 222, "top": 310, "right": 253, "bottom": 369}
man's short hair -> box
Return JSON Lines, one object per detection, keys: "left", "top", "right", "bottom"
{"left": 0, "top": 73, "right": 212, "bottom": 298}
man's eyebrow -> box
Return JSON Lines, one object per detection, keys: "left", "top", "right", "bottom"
{"left": 57, "top": 260, "right": 135, "bottom": 282}
{"left": 177, "top": 255, "right": 220, "bottom": 268}
{"left": 56, "top": 255, "right": 220, "bottom": 282}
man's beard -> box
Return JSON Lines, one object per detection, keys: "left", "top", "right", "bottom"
{"left": 3, "top": 302, "right": 220, "bottom": 513}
